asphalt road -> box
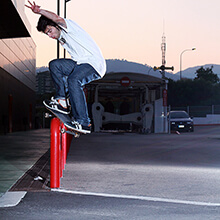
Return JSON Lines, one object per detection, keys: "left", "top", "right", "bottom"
{"left": 1, "top": 126, "right": 220, "bottom": 219}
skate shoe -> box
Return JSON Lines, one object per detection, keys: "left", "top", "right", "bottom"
{"left": 43, "top": 97, "right": 70, "bottom": 114}
{"left": 64, "top": 121, "right": 92, "bottom": 134}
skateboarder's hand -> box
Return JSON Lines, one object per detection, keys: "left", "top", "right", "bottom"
{"left": 25, "top": 1, "right": 41, "bottom": 14}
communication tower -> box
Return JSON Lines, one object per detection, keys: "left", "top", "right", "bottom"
{"left": 161, "top": 32, "right": 166, "bottom": 67}
{"left": 154, "top": 29, "right": 174, "bottom": 78}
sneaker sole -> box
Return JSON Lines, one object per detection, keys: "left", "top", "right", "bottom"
{"left": 64, "top": 123, "right": 91, "bottom": 134}
{"left": 43, "top": 100, "right": 70, "bottom": 115}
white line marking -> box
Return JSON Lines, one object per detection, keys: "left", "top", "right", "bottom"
{"left": 51, "top": 189, "right": 220, "bottom": 207}
{"left": 0, "top": 191, "right": 27, "bottom": 207}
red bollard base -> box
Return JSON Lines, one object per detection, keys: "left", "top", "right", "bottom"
{"left": 50, "top": 118, "right": 61, "bottom": 188}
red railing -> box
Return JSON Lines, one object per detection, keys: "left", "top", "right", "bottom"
{"left": 50, "top": 118, "right": 73, "bottom": 188}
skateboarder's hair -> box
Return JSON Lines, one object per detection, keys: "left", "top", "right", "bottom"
{"left": 37, "top": 15, "right": 58, "bottom": 33}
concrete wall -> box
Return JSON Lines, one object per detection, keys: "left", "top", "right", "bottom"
{"left": 194, "top": 115, "right": 220, "bottom": 125}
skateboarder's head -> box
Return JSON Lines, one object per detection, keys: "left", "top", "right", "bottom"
{"left": 37, "top": 15, "right": 61, "bottom": 40}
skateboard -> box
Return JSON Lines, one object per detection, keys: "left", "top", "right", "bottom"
{"left": 44, "top": 105, "right": 82, "bottom": 138}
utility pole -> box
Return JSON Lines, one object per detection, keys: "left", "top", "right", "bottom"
{"left": 153, "top": 30, "right": 174, "bottom": 133}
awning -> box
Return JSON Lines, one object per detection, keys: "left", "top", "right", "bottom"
{"left": 0, "top": 0, "right": 30, "bottom": 39}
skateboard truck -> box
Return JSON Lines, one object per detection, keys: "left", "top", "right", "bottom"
{"left": 43, "top": 104, "right": 81, "bottom": 138}
{"left": 61, "top": 127, "right": 80, "bottom": 138}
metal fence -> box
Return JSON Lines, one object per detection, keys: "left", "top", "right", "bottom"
{"left": 171, "top": 105, "right": 220, "bottom": 117}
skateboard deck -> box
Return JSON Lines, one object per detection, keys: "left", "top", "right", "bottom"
{"left": 44, "top": 105, "right": 82, "bottom": 138}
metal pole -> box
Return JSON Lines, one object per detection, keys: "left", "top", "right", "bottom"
{"left": 180, "top": 52, "right": 183, "bottom": 80}
{"left": 63, "top": 0, "right": 71, "bottom": 58}
{"left": 57, "top": 0, "right": 60, "bottom": 59}
{"left": 168, "top": 105, "right": 171, "bottom": 134}
{"left": 64, "top": 0, "right": 67, "bottom": 58}
{"left": 180, "top": 48, "right": 196, "bottom": 80}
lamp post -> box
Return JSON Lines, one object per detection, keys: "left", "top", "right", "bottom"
{"left": 180, "top": 47, "right": 196, "bottom": 80}
{"left": 64, "top": 0, "right": 71, "bottom": 17}
{"left": 57, "top": 0, "right": 60, "bottom": 59}
{"left": 64, "top": 0, "right": 71, "bottom": 58}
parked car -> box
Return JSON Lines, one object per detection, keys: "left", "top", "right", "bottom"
{"left": 168, "top": 110, "right": 194, "bottom": 132}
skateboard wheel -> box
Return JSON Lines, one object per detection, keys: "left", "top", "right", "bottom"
{"left": 61, "top": 128, "right": 66, "bottom": 133}
{"left": 75, "top": 133, "right": 80, "bottom": 138}
{"left": 45, "top": 112, "right": 52, "bottom": 118}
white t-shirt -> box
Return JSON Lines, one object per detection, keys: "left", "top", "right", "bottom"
{"left": 58, "top": 19, "right": 106, "bottom": 77}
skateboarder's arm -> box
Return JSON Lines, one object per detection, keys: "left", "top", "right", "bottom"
{"left": 25, "top": 1, "right": 67, "bottom": 28}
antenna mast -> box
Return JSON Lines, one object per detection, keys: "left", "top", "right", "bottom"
{"left": 154, "top": 21, "right": 174, "bottom": 78}
{"left": 161, "top": 33, "right": 166, "bottom": 66}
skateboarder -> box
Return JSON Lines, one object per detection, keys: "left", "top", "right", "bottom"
{"left": 25, "top": 1, "right": 106, "bottom": 133}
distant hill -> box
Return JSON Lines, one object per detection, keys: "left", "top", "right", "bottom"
{"left": 36, "top": 60, "right": 220, "bottom": 81}
{"left": 106, "top": 59, "right": 179, "bottom": 80}
{"left": 175, "top": 64, "right": 220, "bottom": 79}
{"left": 36, "top": 59, "right": 178, "bottom": 80}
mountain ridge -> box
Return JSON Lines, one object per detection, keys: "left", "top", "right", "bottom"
{"left": 36, "top": 59, "right": 220, "bottom": 80}
{"left": 175, "top": 64, "right": 220, "bottom": 79}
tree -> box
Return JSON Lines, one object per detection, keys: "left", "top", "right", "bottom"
{"left": 168, "top": 66, "right": 220, "bottom": 107}
{"left": 194, "top": 66, "right": 219, "bottom": 84}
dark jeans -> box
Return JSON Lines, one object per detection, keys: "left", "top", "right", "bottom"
{"left": 49, "top": 58, "right": 101, "bottom": 126}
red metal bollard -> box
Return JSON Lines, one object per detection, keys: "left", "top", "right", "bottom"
{"left": 66, "top": 133, "right": 73, "bottom": 157}
{"left": 61, "top": 123, "right": 73, "bottom": 170}
{"left": 50, "top": 118, "right": 74, "bottom": 189}
{"left": 50, "top": 118, "right": 61, "bottom": 188}
{"left": 61, "top": 123, "right": 67, "bottom": 172}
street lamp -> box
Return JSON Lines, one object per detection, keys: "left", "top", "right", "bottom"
{"left": 57, "top": 0, "right": 71, "bottom": 59}
{"left": 64, "top": 0, "right": 71, "bottom": 18}
{"left": 180, "top": 47, "right": 196, "bottom": 80}
{"left": 64, "top": 0, "right": 71, "bottom": 58}
{"left": 57, "top": 0, "right": 60, "bottom": 59}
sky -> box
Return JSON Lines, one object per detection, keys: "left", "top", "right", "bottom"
{"left": 25, "top": 0, "right": 220, "bottom": 74}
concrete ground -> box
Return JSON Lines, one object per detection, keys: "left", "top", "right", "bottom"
{"left": 1, "top": 126, "right": 220, "bottom": 219}
{"left": 0, "top": 129, "right": 50, "bottom": 197}
{"left": 61, "top": 127, "right": 220, "bottom": 204}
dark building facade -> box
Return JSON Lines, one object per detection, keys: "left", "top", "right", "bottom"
{"left": 0, "top": 0, "right": 36, "bottom": 133}
{"left": 36, "top": 71, "right": 55, "bottom": 95}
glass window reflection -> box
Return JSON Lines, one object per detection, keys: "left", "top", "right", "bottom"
{"left": 0, "top": 37, "right": 36, "bottom": 90}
